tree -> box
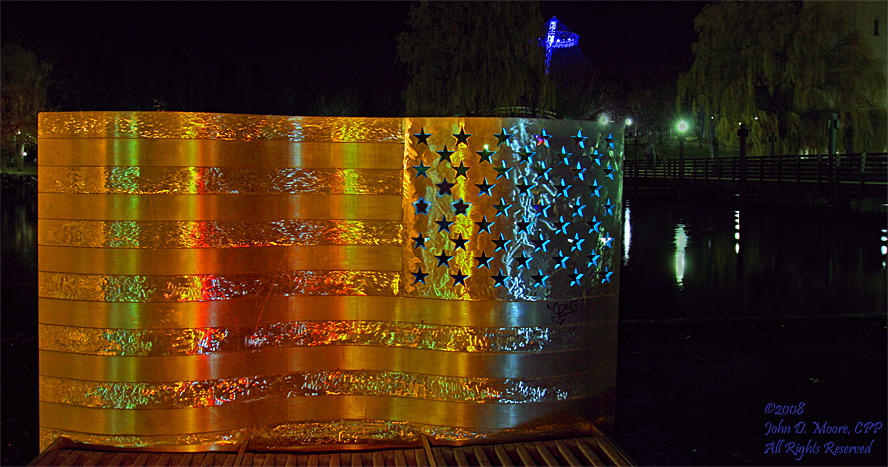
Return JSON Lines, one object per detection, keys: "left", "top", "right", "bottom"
{"left": 397, "top": 1, "right": 554, "bottom": 117}
{"left": 678, "top": 0, "right": 886, "bottom": 155}
{"left": 1, "top": 44, "right": 52, "bottom": 171}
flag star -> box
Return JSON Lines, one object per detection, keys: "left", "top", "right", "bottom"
{"left": 531, "top": 270, "right": 549, "bottom": 287}
{"left": 493, "top": 161, "right": 512, "bottom": 179}
{"left": 453, "top": 161, "right": 470, "bottom": 179}
{"left": 450, "top": 233, "right": 469, "bottom": 250}
{"left": 491, "top": 269, "right": 508, "bottom": 287}
{"left": 587, "top": 215, "right": 602, "bottom": 231}
{"left": 591, "top": 149, "right": 604, "bottom": 166}
{"left": 587, "top": 250, "right": 601, "bottom": 267}
{"left": 474, "top": 251, "right": 493, "bottom": 269}
{"left": 552, "top": 250, "right": 568, "bottom": 269}
{"left": 434, "top": 250, "right": 453, "bottom": 268}
{"left": 604, "top": 198, "right": 614, "bottom": 216}
{"left": 569, "top": 268, "right": 584, "bottom": 286}
{"left": 435, "top": 215, "right": 453, "bottom": 233}
{"left": 474, "top": 215, "right": 494, "bottom": 233}
{"left": 513, "top": 252, "right": 531, "bottom": 269}
{"left": 437, "top": 146, "right": 455, "bottom": 164}
{"left": 516, "top": 146, "right": 536, "bottom": 160}
{"left": 493, "top": 199, "right": 512, "bottom": 217}
{"left": 514, "top": 180, "right": 532, "bottom": 195}
{"left": 533, "top": 202, "right": 551, "bottom": 218}
{"left": 453, "top": 127, "right": 472, "bottom": 146}
{"left": 570, "top": 162, "right": 586, "bottom": 180}
{"left": 529, "top": 234, "right": 550, "bottom": 252}
{"left": 476, "top": 147, "right": 495, "bottom": 163}
{"left": 413, "top": 198, "right": 430, "bottom": 215}
{"left": 450, "top": 268, "right": 469, "bottom": 286}
{"left": 411, "top": 267, "right": 429, "bottom": 284}
{"left": 572, "top": 129, "right": 587, "bottom": 148}
{"left": 452, "top": 198, "right": 471, "bottom": 216}
{"left": 413, "top": 159, "right": 431, "bottom": 178}
{"left": 532, "top": 162, "right": 552, "bottom": 181}
{"left": 554, "top": 180, "right": 571, "bottom": 197}
{"left": 411, "top": 232, "right": 426, "bottom": 249}
{"left": 600, "top": 266, "right": 613, "bottom": 283}
{"left": 492, "top": 233, "right": 511, "bottom": 252}
{"left": 589, "top": 179, "right": 603, "bottom": 197}
{"left": 552, "top": 216, "right": 569, "bottom": 235}
{"left": 475, "top": 178, "right": 495, "bottom": 196}
{"left": 516, "top": 220, "right": 531, "bottom": 233}
{"left": 413, "top": 128, "right": 431, "bottom": 146}
{"left": 494, "top": 128, "right": 513, "bottom": 146}
{"left": 560, "top": 146, "right": 572, "bottom": 164}
{"left": 601, "top": 233, "right": 614, "bottom": 248}
{"left": 603, "top": 163, "right": 615, "bottom": 180}
{"left": 535, "top": 128, "right": 552, "bottom": 147}
{"left": 570, "top": 233, "right": 586, "bottom": 252}
{"left": 572, "top": 202, "right": 586, "bottom": 218}
{"left": 435, "top": 178, "right": 455, "bottom": 196}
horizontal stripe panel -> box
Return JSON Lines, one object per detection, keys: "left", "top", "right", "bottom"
{"left": 38, "top": 167, "right": 403, "bottom": 194}
{"left": 38, "top": 322, "right": 609, "bottom": 356}
{"left": 38, "top": 295, "right": 619, "bottom": 328}
{"left": 38, "top": 113, "right": 403, "bottom": 142}
{"left": 38, "top": 194, "right": 403, "bottom": 221}
{"left": 39, "top": 246, "right": 402, "bottom": 275}
{"left": 40, "top": 370, "right": 595, "bottom": 408}
{"left": 40, "top": 396, "right": 576, "bottom": 435}
{"left": 38, "top": 219, "right": 402, "bottom": 248}
{"left": 38, "top": 271, "right": 400, "bottom": 302}
{"left": 38, "top": 346, "right": 610, "bottom": 381}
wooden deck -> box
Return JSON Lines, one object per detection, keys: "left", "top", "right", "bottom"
{"left": 28, "top": 435, "right": 635, "bottom": 467}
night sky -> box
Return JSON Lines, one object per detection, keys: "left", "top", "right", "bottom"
{"left": 2, "top": 1, "right": 708, "bottom": 112}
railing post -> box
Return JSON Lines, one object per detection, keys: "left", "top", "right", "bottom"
{"left": 776, "top": 154, "right": 782, "bottom": 193}
{"left": 828, "top": 114, "right": 839, "bottom": 198}
{"left": 738, "top": 124, "right": 748, "bottom": 195}
{"left": 796, "top": 154, "right": 802, "bottom": 195}
{"left": 768, "top": 133, "right": 777, "bottom": 157}
{"left": 858, "top": 152, "right": 867, "bottom": 198}
{"left": 759, "top": 154, "right": 765, "bottom": 191}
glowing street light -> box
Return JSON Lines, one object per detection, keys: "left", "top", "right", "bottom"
{"left": 677, "top": 120, "right": 689, "bottom": 132}
{"left": 625, "top": 118, "right": 633, "bottom": 126}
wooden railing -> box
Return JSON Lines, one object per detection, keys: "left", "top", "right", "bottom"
{"left": 624, "top": 153, "right": 887, "bottom": 198}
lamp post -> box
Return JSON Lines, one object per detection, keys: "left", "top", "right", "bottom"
{"left": 625, "top": 118, "right": 637, "bottom": 182}
{"left": 677, "top": 120, "right": 688, "bottom": 190}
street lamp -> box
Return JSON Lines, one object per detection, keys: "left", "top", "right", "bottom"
{"left": 677, "top": 120, "right": 689, "bottom": 189}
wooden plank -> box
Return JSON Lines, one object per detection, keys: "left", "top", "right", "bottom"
{"left": 382, "top": 450, "right": 395, "bottom": 467}
{"left": 532, "top": 442, "right": 558, "bottom": 467}
{"left": 371, "top": 451, "right": 384, "bottom": 467}
{"left": 155, "top": 452, "right": 172, "bottom": 467}
{"left": 512, "top": 444, "right": 535, "bottom": 467}
{"left": 587, "top": 436, "right": 636, "bottom": 466}
{"left": 328, "top": 453, "right": 341, "bottom": 467}
{"left": 420, "top": 437, "right": 436, "bottom": 467}
{"left": 392, "top": 449, "right": 407, "bottom": 467}
{"left": 190, "top": 453, "right": 206, "bottom": 466}
{"left": 131, "top": 452, "right": 151, "bottom": 467}
{"left": 233, "top": 443, "right": 248, "bottom": 467}
{"left": 240, "top": 453, "right": 255, "bottom": 467}
{"left": 222, "top": 451, "right": 238, "bottom": 467}
{"left": 107, "top": 452, "right": 128, "bottom": 467}
{"left": 451, "top": 447, "right": 469, "bottom": 467}
{"left": 472, "top": 446, "right": 492, "bottom": 467}
{"left": 554, "top": 440, "right": 582, "bottom": 467}
{"left": 415, "top": 448, "right": 434, "bottom": 467}
{"left": 27, "top": 437, "right": 68, "bottom": 466}
{"left": 58, "top": 451, "right": 84, "bottom": 467}
{"left": 200, "top": 453, "right": 219, "bottom": 467}
{"left": 493, "top": 445, "right": 514, "bottom": 467}
{"left": 573, "top": 439, "right": 606, "bottom": 467}
{"left": 350, "top": 452, "right": 362, "bottom": 467}
{"left": 306, "top": 454, "right": 318, "bottom": 467}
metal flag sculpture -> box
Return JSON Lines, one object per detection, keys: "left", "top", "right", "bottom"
{"left": 37, "top": 112, "right": 622, "bottom": 451}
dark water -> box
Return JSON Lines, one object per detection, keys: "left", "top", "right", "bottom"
{"left": 1, "top": 189, "right": 885, "bottom": 465}
{"left": 620, "top": 193, "right": 887, "bottom": 320}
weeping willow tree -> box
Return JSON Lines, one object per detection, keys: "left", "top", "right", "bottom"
{"left": 397, "top": 1, "right": 554, "bottom": 117}
{"left": 678, "top": 1, "right": 886, "bottom": 155}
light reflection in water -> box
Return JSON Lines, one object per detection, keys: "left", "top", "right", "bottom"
{"left": 881, "top": 228, "right": 887, "bottom": 271}
{"left": 674, "top": 222, "right": 688, "bottom": 289}
{"left": 734, "top": 210, "right": 741, "bottom": 255}
{"left": 623, "top": 202, "right": 631, "bottom": 266}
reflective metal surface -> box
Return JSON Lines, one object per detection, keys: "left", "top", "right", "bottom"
{"left": 38, "top": 112, "right": 622, "bottom": 450}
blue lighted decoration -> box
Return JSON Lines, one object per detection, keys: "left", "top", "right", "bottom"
{"left": 543, "top": 16, "right": 581, "bottom": 74}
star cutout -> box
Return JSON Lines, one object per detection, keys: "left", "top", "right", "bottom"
{"left": 533, "top": 202, "right": 551, "bottom": 218}
{"left": 493, "top": 161, "right": 512, "bottom": 179}
{"left": 559, "top": 147, "right": 573, "bottom": 164}
{"left": 572, "top": 203, "right": 586, "bottom": 218}
{"left": 587, "top": 215, "right": 602, "bottom": 231}
{"left": 570, "top": 162, "right": 586, "bottom": 180}
{"left": 452, "top": 198, "right": 471, "bottom": 216}
{"left": 436, "top": 146, "right": 455, "bottom": 164}
{"left": 514, "top": 180, "right": 532, "bottom": 195}
{"left": 492, "top": 233, "right": 511, "bottom": 252}
{"left": 600, "top": 266, "right": 613, "bottom": 283}
{"left": 587, "top": 250, "right": 601, "bottom": 267}
{"left": 516, "top": 146, "right": 536, "bottom": 160}
{"left": 413, "top": 198, "right": 429, "bottom": 215}
{"left": 531, "top": 270, "right": 549, "bottom": 287}
{"left": 453, "top": 161, "right": 470, "bottom": 179}
{"left": 453, "top": 127, "right": 472, "bottom": 146}
{"left": 493, "top": 199, "right": 512, "bottom": 217}
{"left": 411, "top": 232, "right": 426, "bottom": 249}
{"left": 434, "top": 250, "right": 453, "bottom": 268}
{"left": 554, "top": 180, "right": 571, "bottom": 197}
{"left": 535, "top": 129, "right": 552, "bottom": 147}
{"left": 552, "top": 250, "right": 568, "bottom": 269}
{"left": 411, "top": 267, "right": 429, "bottom": 284}
{"left": 604, "top": 199, "right": 614, "bottom": 216}
{"left": 513, "top": 252, "right": 531, "bottom": 268}
{"left": 435, "top": 215, "right": 453, "bottom": 233}
{"left": 413, "top": 128, "right": 431, "bottom": 146}
{"left": 569, "top": 268, "right": 584, "bottom": 286}
{"left": 552, "top": 216, "right": 569, "bottom": 235}
{"left": 494, "top": 128, "right": 513, "bottom": 146}
{"left": 476, "top": 147, "right": 495, "bottom": 163}
{"left": 589, "top": 179, "right": 603, "bottom": 197}
{"left": 436, "top": 178, "right": 455, "bottom": 196}
{"left": 450, "top": 233, "right": 469, "bottom": 250}
{"left": 591, "top": 149, "right": 604, "bottom": 166}
{"left": 603, "top": 163, "right": 615, "bottom": 180}
{"left": 570, "top": 233, "right": 585, "bottom": 252}
{"left": 474, "top": 215, "right": 493, "bottom": 233}
{"left": 475, "top": 178, "right": 494, "bottom": 196}
{"left": 516, "top": 220, "right": 531, "bottom": 233}
{"left": 529, "top": 234, "right": 550, "bottom": 252}
{"left": 572, "top": 129, "right": 587, "bottom": 148}
{"left": 532, "top": 162, "right": 552, "bottom": 181}
{"left": 601, "top": 233, "right": 614, "bottom": 248}
{"left": 450, "top": 269, "right": 469, "bottom": 286}
{"left": 474, "top": 251, "right": 492, "bottom": 269}
{"left": 491, "top": 269, "right": 508, "bottom": 287}
{"left": 413, "top": 159, "right": 431, "bottom": 178}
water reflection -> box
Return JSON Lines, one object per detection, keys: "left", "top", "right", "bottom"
{"left": 620, "top": 194, "right": 887, "bottom": 319}
{"left": 623, "top": 202, "right": 631, "bottom": 266}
